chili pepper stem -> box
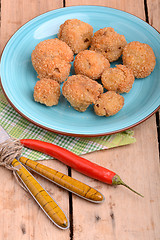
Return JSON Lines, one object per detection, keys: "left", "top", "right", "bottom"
{"left": 112, "top": 174, "right": 144, "bottom": 197}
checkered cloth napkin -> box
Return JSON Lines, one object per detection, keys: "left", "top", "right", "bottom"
{"left": 0, "top": 87, "right": 136, "bottom": 160}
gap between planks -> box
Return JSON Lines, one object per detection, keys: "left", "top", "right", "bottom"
{"left": 144, "top": 0, "right": 160, "bottom": 156}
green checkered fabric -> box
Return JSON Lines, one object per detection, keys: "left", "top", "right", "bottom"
{"left": 0, "top": 87, "right": 136, "bottom": 160}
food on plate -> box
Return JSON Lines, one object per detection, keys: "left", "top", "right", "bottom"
{"left": 94, "top": 91, "right": 124, "bottom": 116}
{"left": 122, "top": 41, "right": 156, "bottom": 78}
{"left": 58, "top": 19, "right": 93, "bottom": 54}
{"left": 31, "top": 38, "right": 74, "bottom": 83}
{"left": 90, "top": 27, "right": 127, "bottom": 62}
{"left": 101, "top": 64, "right": 135, "bottom": 93}
{"left": 34, "top": 78, "right": 60, "bottom": 106}
{"left": 32, "top": 56, "right": 71, "bottom": 83}
{"left": 62, "top": 75, "right": 103, "bottom": 112}
{"left": 32, "top": 38, "right": 74, "bottom": 63}
{"left": 74, "top": 50, "right": 110, "bottom": 80}
{"left": 31, "top": 21, "right": 155, "bottom": 120}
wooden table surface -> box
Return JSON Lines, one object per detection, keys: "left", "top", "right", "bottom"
{"left": 0, "top": 0, "right": 160, "bottom": 239}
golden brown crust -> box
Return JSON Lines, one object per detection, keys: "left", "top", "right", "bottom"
{"left": 101, "top": 64, "right": 135, "bottom": 93}
{"left": 31, "top": 38, "right": 74, "bottom": 83}
{"left": 74, "top": 50, "right": 110, "bottom": 80}
{"left": 32, "top": 55, "right": 71, "bottom": 83}
{"left": 58, "top": 19, "right": 93, "bottom": 54}
{"left": 62, "top": 75, "right": 103, "bottom": 112}
{"left": 122, "top": 41, "right": 156, "bottom": 78}
{"left": 94, "top": 91, "right": 124, "bottom": 116}
{"left": 34, "top": 78, "right": 61, "bottom": 106}
{"left": 90, "top": 27, "right": 127, "bottom": 62}
{"left": 32, "top": 38, "right": 74, "bottom": 63}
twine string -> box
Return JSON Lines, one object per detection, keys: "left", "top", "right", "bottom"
{"left": 0, "top": 138, "right": 28, "bottom": 191}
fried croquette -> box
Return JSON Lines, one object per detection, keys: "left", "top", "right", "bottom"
{"left": 58, "top": 19, "right": 93, "bottom": 54}
{"left": 31, "top": 38, "right": 74, "bottom": 83}
{"left": 122, "top": 41, "right": 156, "bottom": 78}
{"left": 74, "top": 50, "right": 110, "bottom": 80}
{"left": 94, "top": 91, "right": 124, "bottom": 116}
{"left": 62, "top": 75, "right": 103, "bottom": 112}
{"left": 34, "top": 78, "right": 60, "bottom": 106}
{"left": 32, "top": 55, "right": 71, "bottom": 83}
{"left": 101, "top": 64, "right": 135, "bottom": 93}
{"left": 90, "top": 27, "right": 127, "bottom": 62}
{"left": 32, "top": 38, "right": 74, "bottom": 63}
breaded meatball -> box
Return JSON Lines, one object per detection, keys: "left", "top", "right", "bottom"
{"left": 62, "top": 75, "right": 103, "bottom": 112}
{"left": 90, "top": 27, "right": 127, "bottom": 62}
{"left": 32, "top": 38, "right": 74, "bottom": 63}
{"left": 34, "top": 78, "right": 60, "bottom": 106}
{"left": 32, "top": 55, "right": 71, "bottom": 83}
{"left": 94, "top": 91, "right": 124, "bottom": 116}
{"left": 31, "top": 38, "right": 74, "bottom": 83}
{"left": 101, "top": 65, "right": 135, "bottom": 93}
{"left": 58, "top": 19, "right": 93, "bottom": 54}
{"left": 74, "top": 50, "right": 110, "bottom": 80}
{"left": 122, "top": 41, "right": 156, "bottom": 78}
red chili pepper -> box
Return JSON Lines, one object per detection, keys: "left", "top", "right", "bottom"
{"left": 20, "top": 139, "right": 143, "bottom": 197}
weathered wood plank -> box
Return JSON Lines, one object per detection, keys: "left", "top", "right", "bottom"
{"left": 146, "top": 0, "right": 160, "bottom": 31}
{"left": 1, "top": 0, "right": 62, "bottom": 50}
{"left": 146, "top": 0, "right": 160, "bottom": 148}
{"left": 65, "top": 0, "right": 146, "bottom": 19}
{"left": 70, "top": 116, "right": 160, "bottom": 240}
{"left": 0, "top": 1, "right": 70, "bottom": 239}
{"left": 65, "top": 1, "right": 160, "bottom": 239}
{"left": 0, "top": 0, "right": 160, "bottom": 239}
{"left": 0, "top": 161, "right": 71, "bottom": 240}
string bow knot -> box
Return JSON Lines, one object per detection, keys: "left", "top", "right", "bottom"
{"left": 0, "top": 138, "right": 22, "bottom": 170}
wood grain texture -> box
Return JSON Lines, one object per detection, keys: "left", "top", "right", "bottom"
{"left": 147, "top": 0, "right": 160, "bottom": 31}
{"left": 70, "top": 117, "right": 160, "bottom": 240}
{"left": 0, "top": 0, "right": 63, "bottom": 51}
{"left": 65, "top": 1, "right": 160, "bottom": 239}
{"left": 0, "top": 0, "right": 160, "bottom": 239}
{"left": 65, "top": 0, "right": 146, "bottom": 19}
{"left": 0, "top": 160, "right": 71, "bottom": 240}
{"left": 0, "top": 1, "right": 70, "bottom": 239}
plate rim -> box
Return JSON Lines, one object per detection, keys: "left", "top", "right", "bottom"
{"left": 0, "top": 5, "right": 160, "bottom": 137}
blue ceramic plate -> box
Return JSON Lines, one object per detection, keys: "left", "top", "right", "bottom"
{"left": 0, "top": 6, "right": 160, "bottom": 136}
